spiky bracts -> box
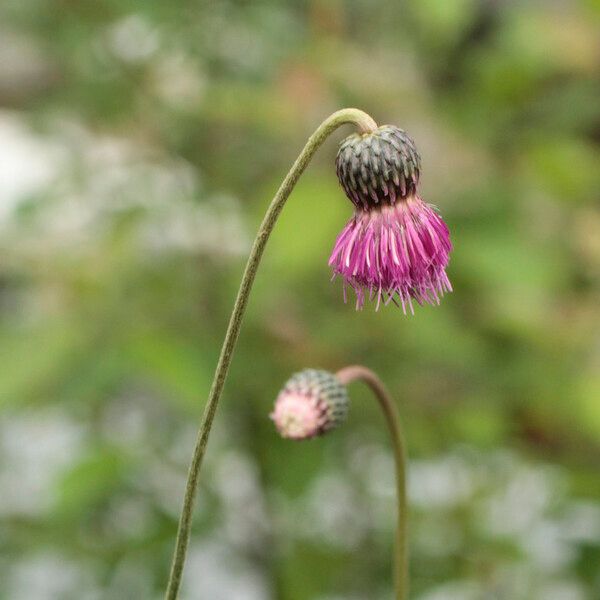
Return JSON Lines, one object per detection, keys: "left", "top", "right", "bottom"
{"left": 336, "top": 126, "right": 421, "bottom": 210}
{"left": 331, "top": 126, "right": 452, "bottom": 311}
{"left": 271, "top": 370, "right": 349, "bottom": 440}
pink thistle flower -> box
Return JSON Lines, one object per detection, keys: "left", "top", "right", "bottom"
{"left": 270, "top": 370, "right": 349, "bottom": 440}
{"left": 331, "top": 126, "right": 452, "bottom": 312}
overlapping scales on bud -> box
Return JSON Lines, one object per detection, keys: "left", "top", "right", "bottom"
{"left": 336, "top": 126, "right": 421, "bottom": 210}
{"left": 270, "top": 369, "right": 349, "bottom": 440}
{"left": 330, "top": 125, "right": 453, "bottom": 312}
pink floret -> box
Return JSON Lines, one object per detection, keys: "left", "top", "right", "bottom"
{"left": 329, "top": 195, "right": 452, "bottom": 312}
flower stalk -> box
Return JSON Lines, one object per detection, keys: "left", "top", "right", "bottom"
{"left": 164, "top": 109, "right": 378, "bottom": 600}
{"left": 336, "top": 366, "right": 408, "bottom": 600}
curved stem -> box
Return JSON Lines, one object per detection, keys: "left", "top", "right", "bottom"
{"left": 336, "top": 365, "right": 408, "bottom": 600}
{"left": 165, "top": 109, "right": 378, "bottom": 600}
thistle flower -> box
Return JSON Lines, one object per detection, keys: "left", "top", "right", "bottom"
{"left": 270, "top": 369, "right": 349, "bottom": 440}
{"left": 330, "top": 125, "right": 452, "bottom": 312}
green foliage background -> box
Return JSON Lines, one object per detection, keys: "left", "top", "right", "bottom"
{"left": 0, "top": 1, "right": 599, "bottom": 599}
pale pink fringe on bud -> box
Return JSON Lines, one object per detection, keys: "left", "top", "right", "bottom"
{"left": 271, "top": 369, "right": 349, "bottom": 440}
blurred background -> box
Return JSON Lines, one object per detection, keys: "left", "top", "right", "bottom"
{"left": 0, "top": 1, "right": 599, "bottom": 599}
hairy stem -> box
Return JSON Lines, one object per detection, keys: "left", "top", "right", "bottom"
{"left": 165, "top": 109, "right": 377, "bottom": 600}
{"left": 336, "top": 365, "right": 408, "bottom": 600}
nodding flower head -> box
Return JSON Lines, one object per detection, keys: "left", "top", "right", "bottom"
{"left": 270, "top": 369, "right": 349, "bottom": 440}
{"left": 330, "top": 125, "right": 452, "bottom": 312}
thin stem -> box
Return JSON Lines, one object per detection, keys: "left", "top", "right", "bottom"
{"left": 336, "top": 365, "right": 408, "bottom": 600}
{"left": 165, "top": 109, "right": 378, "bottom": 600}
